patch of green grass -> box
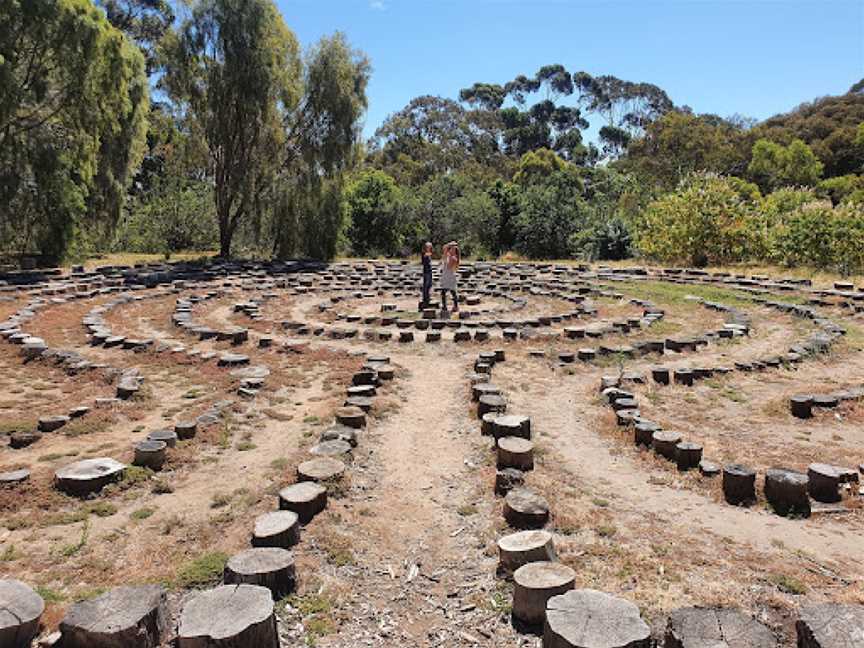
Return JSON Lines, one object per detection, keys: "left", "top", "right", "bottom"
{"left": 72, "top": 586, "right": 107, "bottom": 602}
{"left": 592, "top": 498, "right": 610, "bottom": 508}
{"left": 41, "top": 510, "right": 88, "bottom": 527}
{"left": 769, "top": 573, "right": 807, "bottom": 595}
{"left": 174, "top": 551, "right": 229, "bottom": 589}
{"left": 303, "top": 415, "right": 320, "bottom": 424}
{"left": 151, "top": 479, "right": 174, "bottom": 494}
{"left": 131, "top": 507, "right": 155, "bottom": 520}
{"left": 85, "top": 502, "right": 117, "bottom": 518}
{"left": 60, "top": 519, "right": 90, "bottom": 557}
{"left": 236, "top": 441, "right": 257, "bottom": 451}
{"left": 457, "top": 504, "right": 478, "bottom": 516}
{"left": 270, "top": 457, "right": 289, "bottom": 470}
{"left": 35, "top": 585, "right": 65, "bottom": 603}
{"left": 483, "top": 586, "right": 513, "bottom": 616}
{"left": 1, "top": 544, "right": 21, "bottom": 562}
{"left": 122, "top": 465, "right": 154, "bottom": 486}
{"left": 210, "top": 492, "right": 232, "bottom": 508}
{"left": 596, "top": 524, "right": 618, "bottom": 538}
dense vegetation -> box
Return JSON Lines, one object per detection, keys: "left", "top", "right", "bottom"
{"left": 2, "top": 0, "right": 863, "bottom": 272}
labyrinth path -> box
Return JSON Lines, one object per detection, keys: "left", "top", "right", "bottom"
{"left": 1, "top": 259, "right": 863, "bottom": 647}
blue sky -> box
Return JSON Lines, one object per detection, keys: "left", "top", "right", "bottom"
{"left": 275, "top": 0, "right": 864, "bottom": 141}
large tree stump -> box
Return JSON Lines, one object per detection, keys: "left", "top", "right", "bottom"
{"left": 765, "top": 468, "right": 810, "bottom": 517}
{"left": 177, "top": 584, "right": 278, "bottom": 648}
{"left": 497, "top": 530, "right": 556, "bottom": 574}
{"left": 60, "top": 585, "right": 167, "bottom": 648}
{"left": 489, "top": 414, "right": 531, "bottom": 440}
{"left": 0, "top": 469, "right": 30, "bottom": 485}
{"left": 297, "top": 457, "right": 345, "bottom": 483}
{"left": 481, "top": 412, "right": 501, "bottom": 436}
{"left": 478, "top": 394, "right": 507, "bottom": 418}
{"left": 675, "top": 442, "right": 703, "bottom": 471}
{"left": 544, "top": 589, "right": 651, "bottom": 648}
{"left": 504, "top": 487, "right": 550, "bottom": 529}
{"left": 495, "top": 468, "right": 524, "bottom": 496}
{"left": 512, "top": 562, "right": 575, "bottom": 626}
{"left": 790, "top": 395, "right": 814, "bottom": 419}
{"left": 652, "top": 431, "right": 682, "bottom": 461}
{"left": 722, "top": 464, "right": 756, "bottom": 505}
{"left": 796, "top": 603, "right": 864, "bottom": 648}
{"left": 133, "top": 440, "right": 167, "bottom": 470}
{"left": 174, "top": 421, "right": 198, "bottom": 440}
{"left": 0, "top": 579, "right": 44, "bottom": 648}
{"left": 335, "top": 405, "right": 366, "bottom": 429}
{"left": 634, "top": 421, "right": 659, "bottom": 447}
{"left": 252, "top": 511, "right": 300, "bottom": 549}
{"left": 278, "top": 482, "right": 327, "bottom": 523}
{"left": 807, "top": 463, "right": 842, "bottom": 503}
{"left": 10, "top": 431, "right": 41, "bottom": 449}
{"left": 665, "top": 607, "right": 776, "bottom": 648}
{"left": 38, "top": 415, "right": 70, "bottom": 432}
{"left": 223, "top": 548, "right": 296, "bottom": 597}
{"left": 55, "top": 458, "right": 126, "bottom": 496}
{"left": 497, "top": 436, "right": 534, "bottom": 471}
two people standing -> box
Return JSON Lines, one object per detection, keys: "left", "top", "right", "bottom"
{"left": 421, "top": 241, "right": 460, "bottom": 312}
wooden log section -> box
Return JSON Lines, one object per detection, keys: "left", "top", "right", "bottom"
{"left": 796, "top": 603, "right": 864, "bottom": 648}
{"left": 491, "top": 414, "right": 531, "bottom": 440}
{"left": 133, "top": 440, "right": 167, "bottom": 470}
{"left": 60, "top": 585, "right": 167, "bottom": 648}
{"left": 807, "top": 463, "right": 842, "bottom": 503}
{"left": 675, "top": 442, "right": 702, "bottom": 471}
{"left": 665, "top": 607, "right": 776, "bottom": 648}
{"left": 497, "top": 530, "right": 556, "bottom": 574}
{"left": 722, "top": 463, "right": 756, "bottom": 505}
{"left": 478, "top": 394, "right": 507, "bottom": 418}
{"left": 278, "top": 482, "right": 327, "bottom": 523}
{"left": 297, "top": 458, "right": 345, "bottom": 483}
{"left": 0, "top": 579, "right": 44, "bottom": 648}
{"left": 544, "top": 589, "right": 651, "bottom": 648}
{"left": 177, "top": 584, "right": 278, "bottom": 648}
{"left": 335, "top": 406, "right": 366, "bottom": 429}
{"left": 504, "top": 488, "right": 550, "bottom": 529}
{"left": 252, "top": 511, "right": 300, "bottom": 549}
{"left": 512, "top": 562, "right": 575, "bottom": 626}
{"left": 497, "top": 436, "right": 534, "bottom": 471}
{"left": 223, "top": 548, "right": 296, "bottom": 597}
{"left": 651, "top": 431, "right": 682, "bottom": 461}
{"left": 55, "top": 458, "right": 126, "bottom": 496}
{"left": 765, "top": 468, "right": 810, "bottom": 517}
{"left": 495, "top": 468, "right": 525, "bottom": 496}
{"left": 790, "top": 395, "right": 813, "bottom": 419}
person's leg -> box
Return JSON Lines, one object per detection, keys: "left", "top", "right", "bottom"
{"left": 451, "top": 290, "right": 459, "bottom": 311}
{"left": 439, "top": 289, "right": 448, "bottom": 310}
{"left": 423, "top": 272, "right": 432, "bottom": 304}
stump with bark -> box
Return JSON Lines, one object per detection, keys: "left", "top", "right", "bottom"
{"left": 652, "top": 431, "right": 682, "bottom": 461}
{"left": 0, "top": 579, "right": 44, "bottom": 648}
{"left": 512, "top": 562, "right": 575, "bottom": 626}
{"left": 722, "top": 463, "right": 756, "bottom": 505}
{"left": 504, "top": 487, "right": 550, "bottom": 528}
{"left": 55, "top": 458, "right": 126, "bottom": 496}
{"left": 807, "top": 463, "right": 842, "bottom": 503}
{"left": 336, "top": 406, "right": 366, "bottom": 429}
{"left": 497, "top": 530, "right": 556, "bottom": 574}
{"left": 177, "top": 584, "right": 278, "bottom": 648}
{"left": 796, "top": 603, "right": 864, "bottom": 648}
{"left": 765, "top": 468, "right": 810, "bottom": 517}
{"left": 497, "top": 436, "right": 534, "bottom": 471}
{"left": 297, "top": 458, "right": 345, "bottom": 483}
{"left": 60, "top": 585, "right": 167, "bottom": 648}
{"left": 310, "top": 440, "right": 352, "bottom": 458}
{"left": 174, "top": 421, "right": 198, "bottom": 440}
{"left": 544, "top": 589, "right": 651, "bottom": 648}
{"left": 491, "top": 415, "right": 531, "bottom": 440}
{"left": 278, "top": 482, "right": 327, "bottom": 523}
{"left": 134, "top": 440, "right": 167, "bottom": 470}
{"left": 147, "top": 429, "right": 178, "bottom": 448}
{"left": 495, "top": 468, "right": 524, "bottom": 496}
{"left": 675, "top": 442, "right": 703, "bottom": 471}
{"left": 665, "top": 607, "right": 776, "bottom": 648}
{"left": 252, "top": 511, "right": 300, "bottom": 549}
{"left": 224, "top": 548, "right": 296, "bottom": 597}
{"left": 790, "top": 395, "right": 814, "bottom": 419}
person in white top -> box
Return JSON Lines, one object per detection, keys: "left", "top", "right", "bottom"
{"left": 439, "top": 241, "right": 460, "bottom": 312}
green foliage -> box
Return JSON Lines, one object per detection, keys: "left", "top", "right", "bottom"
{"left": 747, "top": 138, "right": 823, "bottom": 192}
{"left": 0, "top": 0, "right": 149, "bottom": 263}
{"left": 97, "top": 0, "right": 174, "bottom": 74}
{"left": 345, "top": 169, "right": 407, "bottom": 256}
{"left": 817, "top": 175, "right": 864, "bottom": 205}
{"left": 635, "top": 173, "right": 760, "bottom": 266}
{"left": 513, "top": 148, "right": 569, "bottom": 185}
{"left": 514, "top": 170, "right": 589, "bottom": 259}
{"left": 174, "top": 551, "right": 229, "bottom": 588}
{"left": 771, "top": 202, "right": 864, "bottom": 274}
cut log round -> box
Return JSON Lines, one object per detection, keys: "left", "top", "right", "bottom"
{"left": 55, "top": 457, "right": 126, "bottom": 496}
{"left": 807, "top": 463, "right": 842, "bottom": 503}
{"left": 472, "top": 383, "right": 501, "bottom": 402}
{"left": 278, "top": 482, "right": 327, "bottom": 523}
{"left": 335, "top": 406, "right": 365, "bottom": 429}
{"left": 133, "top": 440, "right": 167, "bottom": 470}
{"left": 177, "top": 584, "right": 278, "bottom": 648}
{"left": 223, "top": 548, "right": 296, "bottom": 597}
{"left": 634, "top": 421, "right": 659, "bottom": 447}
{"left": 544, "top": 589, "right": 651, "bottom": 648}
{"left": 320, "top": 425, "right": 358, "bottom": 447}
{"left": 665, "top": 607, "right": 776, "bottom": 648}
{"left": 497, "top": 436, "right": 534, "bottom": 471}
{"left": 10, "top": 432, "right": 41, "bottom": 449}
{"left": 495, "top": 468, "right": 524, "bottom": 496}
{"left": 478, "top": 394, "right": 507, "bottom": 418}
{"left": 38, "top": 415, "right": 70, "bottom": 432}
{"left": 491, "top": 414, "right": 531, "bottom": 440}
{"left": 309, "top": 440, "right": 352, "bottom": 458}
{"left": 512, "top": 561, "right": 575, "bottom": 626}
{"left": 297, "top": 457, "right": 345, "bottom": 483}
{"left": 790, "top": 395, "right": 814, "bottom": 419}
{"left": 675, "top": 442, "right": 703, "bottom": 471}
{"left": 252, "top": 511, "right": 300, "bottom": 549}
{"left": 765, "top": 468, "right": 810, "bottom": 517}
{"left": 481, "top": 412, "right": 501, "bottom": 436}
{"left": 497, "top": 530, "right": 556, "bottom": 573}
{"left": 0, "top": 469, "right": 30, "bottom": 485}
{"left": 60, "top": 585, "right": 167, "bottom": 648}
{"left": 174, "top": 421, "right": 198, "bottom": 440}
{"left": 722, "top": 463, "right": 756, "bottom": 505}
{"left": 699, "top": 460, "right": 721, "bottom": 477}
{"left": 504, "top": 487, "right": 550, "bottom": 529}
{"left": 147, "top": 429, "right": 178, "bottom": 448}
{"left": 0, "top": 579, "right": 44, "bottom": 648}
{"left": 796, "top": 603, "right": 864, "bottom": 648}
{"left": 652, "top": 431, "right": 682, "bottom": 461}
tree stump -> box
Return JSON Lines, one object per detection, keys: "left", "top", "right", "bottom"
{"left": 218, "top": 353, "right": 249, "bottom": 367}
{"left": 38, "top": 415, "right": 70, "bottom": 433}
{"left": 495, "top": 468, "right": 525, "bottom": 496}
{"left": 335, "top": 405, "right": 365, "bottom": 429}
{"left": 9, "top": 432, "right": 40, "bottom": 449}
{"left": 765, "top": 468, "right": 810, "bottom": 517}
{"left": 497, "top": 530, "right": 556, "bottom": 574}
{"left": 512, "top": 562, "right": 575, "bottom": 626}
{"left": 504, "top": 487, "right": 550, "bottom": 528}
{"left": 474, "top": 329, "right": 490, "bottom": 341}
{"left": 224, "top": 548, "right": 296, "bottom": 597}
{"left": 651, "top": 367, "right": 670, "bottom": 385}
{"left": 60, "top": 585, "right": 166, "bottom": 648}
{"left": 674, "top": 370, "right": 694, "bottom": 386}
{"left": 344, "top": 396, "right": 373, "bottom": 412}
{"left": 544, "top": 589, "right": 651, "bottom": 648}
{"left": 808, "top": 463, "right": 842, "bottom": 503}
{"left": 297, "top": 458, "right": 345, "bottom": 483}
{"left": 55, "top": 458, "right": 126, "bottom": 496}
{"left": 699, "top": 460, "right": 721, "bottom": 477}
{"left": 790, "top": 395, "right": 814, "bottom": 419}
{"left": 634, "top": 421, "right": 659, "bottom": 447}
{"left": 320, "top": 424, "right": 359, "bottom": 447}
{"left": 665, "top": 607, "right": 776, "bottom": 648}
{"left": 134, "top": 440, "right": 167, "bottom": 470}
{"left": 577, "top": 348, "right": 596, "bottom": 361}
{"left": 497, "top": 436, "right": 534, "bottom": 471}
{"left": 310, "top": 439, "right": 352, "bottom": 458}
{"left": 481, "top": 412, "right": 501, "bottom": 436}
{"left": 813, "top": 394, "right": 840, "bottom": 409}
{"left": 722, "top": 464, "right": 756, "bottom": 505}
{"left": 0, "top": 469, "right": 30, "bottom": 486}
{"left": 491, "top": 414, "right": 531, "bottom": 440}
{"left": 252, "top": 511, "right": 300, "bottom": 549}
{"left": 796, "top": 603, "right": 864, "bottom": 648}
{"left": 478, "top": 394, "right": 507, "bottom": 418}
{"left": 494, "top": 349, "right": 506, "bottom": 362}
{"left": 652, "top": 431, "right": 682, "bottom": 461}
{"left": 675, "top": 442, "right": 703, "bottom": 471}
{"left": 0, "top": 579, "right": 44, "bottom": 648}
{"left": 503, "top": 328, "right": 518, "bottom": 340}
{"left": 177, "top": 584, "right": 278, "bottom": 648}
{"left": 558, "top": 352, "right": 575, "bottom": 364}
{"left": 472, "top": 383, "right": 501, "bottom": 402}
{"left": 278, "top": 482, "right": 327, "bottom": 523}
{"left": 426, "top": 331, "right": 441, "bottom": 343}
{"left": 174, "top": 421, "right": 198, "bottom": 440}
{"left": 69, "top": 406, "right": 89, "bottom": 419}
{"left": 147, "top": 429, "right": 178, "bottom": 448}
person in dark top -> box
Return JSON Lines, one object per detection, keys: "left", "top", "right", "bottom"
{"left": 421, "top": 241, "right": 433, "bottom": 306}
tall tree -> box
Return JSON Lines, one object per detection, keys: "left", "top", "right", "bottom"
{"left": 747, "top": 138, "right": 823, "bottom": 192}
{"left": 0, "top": 0, "right": 149, "bottom": 262}
{"left": 97, "top": 0, "right": 174, "bottom": 73}
{"left": 160, "top": 0, "right": 302, "bottom": 258}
